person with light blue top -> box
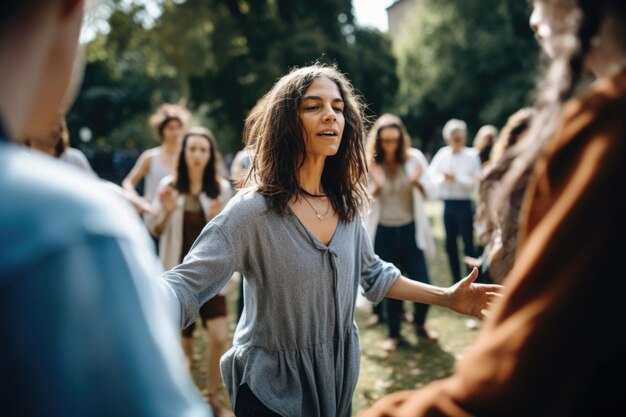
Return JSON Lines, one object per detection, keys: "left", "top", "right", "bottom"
{"left": 0, "top": 1, "right": 212, "bottom": 416}
{"left": 162, "top": 64, "right": 501, "bottom": 417}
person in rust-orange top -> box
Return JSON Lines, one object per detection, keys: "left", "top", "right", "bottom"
{"left": 358, "top": 0, "right": 626, "bottom": 415}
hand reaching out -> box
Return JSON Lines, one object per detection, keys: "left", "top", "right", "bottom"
{"left": 446, "top": 268, "right": 502, "bottom": 320}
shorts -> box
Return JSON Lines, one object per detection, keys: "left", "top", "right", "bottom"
{"left": 181, "top": 295, "right": 227, "bottom": 338}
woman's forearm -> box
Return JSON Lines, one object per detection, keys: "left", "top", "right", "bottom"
{"left": 386, "top": 275, "right": 451, "bottom": 308}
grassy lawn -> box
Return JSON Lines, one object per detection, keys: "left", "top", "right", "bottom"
{"left": 188, "top": 201, "right": 481, "bottom": 415}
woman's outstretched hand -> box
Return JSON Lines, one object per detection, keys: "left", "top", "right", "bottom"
{"left": 446, "top": 267, "right": 502, "bottom": 320}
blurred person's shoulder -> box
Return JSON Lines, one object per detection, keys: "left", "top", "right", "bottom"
{"left": 407, "top": 147, "right": 426, "bottom": 159}
{"left": 556, "top": 71, "right": 626, "bottom": 153}
{"left": 0, "top": 142, "right": 159, "bottom": 277}
{"left": 569, "top": 71, "right": 626, "bottom": 121}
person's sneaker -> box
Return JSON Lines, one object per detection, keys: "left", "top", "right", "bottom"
{"left": 415, "top": 325, "right": 439, "bottom": 342}
{"left": 381, "top": 338, "right": 400, "bottom": 353}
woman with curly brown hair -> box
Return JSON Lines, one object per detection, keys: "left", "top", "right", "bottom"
{"left": 122, "top": 103, "right": 190, "bottom": 221}
{"left": 161, "top": 64, "right": 499, "bottom": 417}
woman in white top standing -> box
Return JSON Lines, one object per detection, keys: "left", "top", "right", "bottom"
{"left": 427, "top": 119, "right": 481, "bottom": 284}
{"left": 148, "top": 126, "right": 233, "bottom": 416}
{"left": 122, "top": 103, "right": 190, "bottom": 235}
{"left": 363, "top": 113, "right": 438, "bottom": 352}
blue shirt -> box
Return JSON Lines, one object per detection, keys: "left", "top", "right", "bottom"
{"left": 0, "top": 140, "right": 212, "bottom": 417}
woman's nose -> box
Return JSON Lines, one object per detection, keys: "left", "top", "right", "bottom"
{"left": 322, "top": 107, "right": 336, "bottom": 122}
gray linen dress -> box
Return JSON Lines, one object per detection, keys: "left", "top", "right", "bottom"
{"left": 163, "top": 190, "right": 400, "bottom": 417}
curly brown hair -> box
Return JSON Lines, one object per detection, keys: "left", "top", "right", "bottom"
{"left": 148, "top": 103, "right": 190, "bottom": 141}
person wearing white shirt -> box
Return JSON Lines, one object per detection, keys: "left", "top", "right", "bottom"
{"left": 428, "top": 119, "right": 481, "bottom": 283}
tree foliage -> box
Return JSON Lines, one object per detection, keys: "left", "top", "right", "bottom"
{"left": 69, "top": 0, "right": 398, "bottom": 178}
{"left": 393, "top": 0, "right": 540, "bottom": 153}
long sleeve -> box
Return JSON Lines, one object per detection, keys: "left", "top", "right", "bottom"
{"left": 358, "top": 217, "right": 401, "bottom": 305}
{"left": 162, "top": 221, "right": 238, "bottom": 328}
{"left": 454, "top": 152, "right": 480, "bottom": 193}
{"left": 411, "top": 148, "right": 436, "bottom": 200}
{"left": 427, "top": 149, "right": 446, "bottom": 187}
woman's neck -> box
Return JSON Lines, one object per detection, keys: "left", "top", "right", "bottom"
{"left": 162, "top": 138, "right": 179, "bottom": 154}
{"left": 188, "top": 169, "right": 204, "bottom": 194}
{"left": 298, "top": 156, "right": 325, "bottom": 195}
{"left": 384, "top": 155, "right": 397, "bottom": 166}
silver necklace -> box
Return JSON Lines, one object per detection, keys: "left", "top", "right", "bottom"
{"left": 301, "top": 194, "right": 330, "bottom": 220}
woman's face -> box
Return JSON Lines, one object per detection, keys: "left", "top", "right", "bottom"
{"left": 299, "top": 76, "right": 346, "bottom": 159}
{"left": 379, "top": 127, "right": 402, "bottom": 158}
{"left": 184, "top": 135, "right": 211, "bottom": 170}
{"left": 530, "top": 0, "right": 578, "bottom": 58}
{"left": 162, "top": 119, "right": 184, "bottom": 144}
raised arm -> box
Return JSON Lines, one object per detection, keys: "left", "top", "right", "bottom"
{"left": 122, "top": 150, "right": 151, "bottom": 198}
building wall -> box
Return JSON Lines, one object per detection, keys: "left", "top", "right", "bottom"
{"left": 386, "top": 0, "right": 418, "bottom": 38}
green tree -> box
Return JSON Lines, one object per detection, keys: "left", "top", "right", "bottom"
{"left": 393, "top": 0, "right": 539, "bottom": 153}
{"left": 70, "top": 0, "right": 398, "bottom": 176}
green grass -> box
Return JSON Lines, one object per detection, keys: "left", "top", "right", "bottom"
{"left": 188, "top": 201, "right": 481, "bottom": 414}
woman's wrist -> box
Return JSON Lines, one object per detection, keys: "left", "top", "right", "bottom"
{"left": 441, "top": 286, "right": 454, "bottom": 310}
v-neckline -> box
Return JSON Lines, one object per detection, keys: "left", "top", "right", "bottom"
{"left": 287, "top": 206, "right": 340, "bottom": 248}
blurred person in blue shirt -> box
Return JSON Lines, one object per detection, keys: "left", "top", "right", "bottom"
{"left": 0, "top": 1, "right": 212, "bottom": 416}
